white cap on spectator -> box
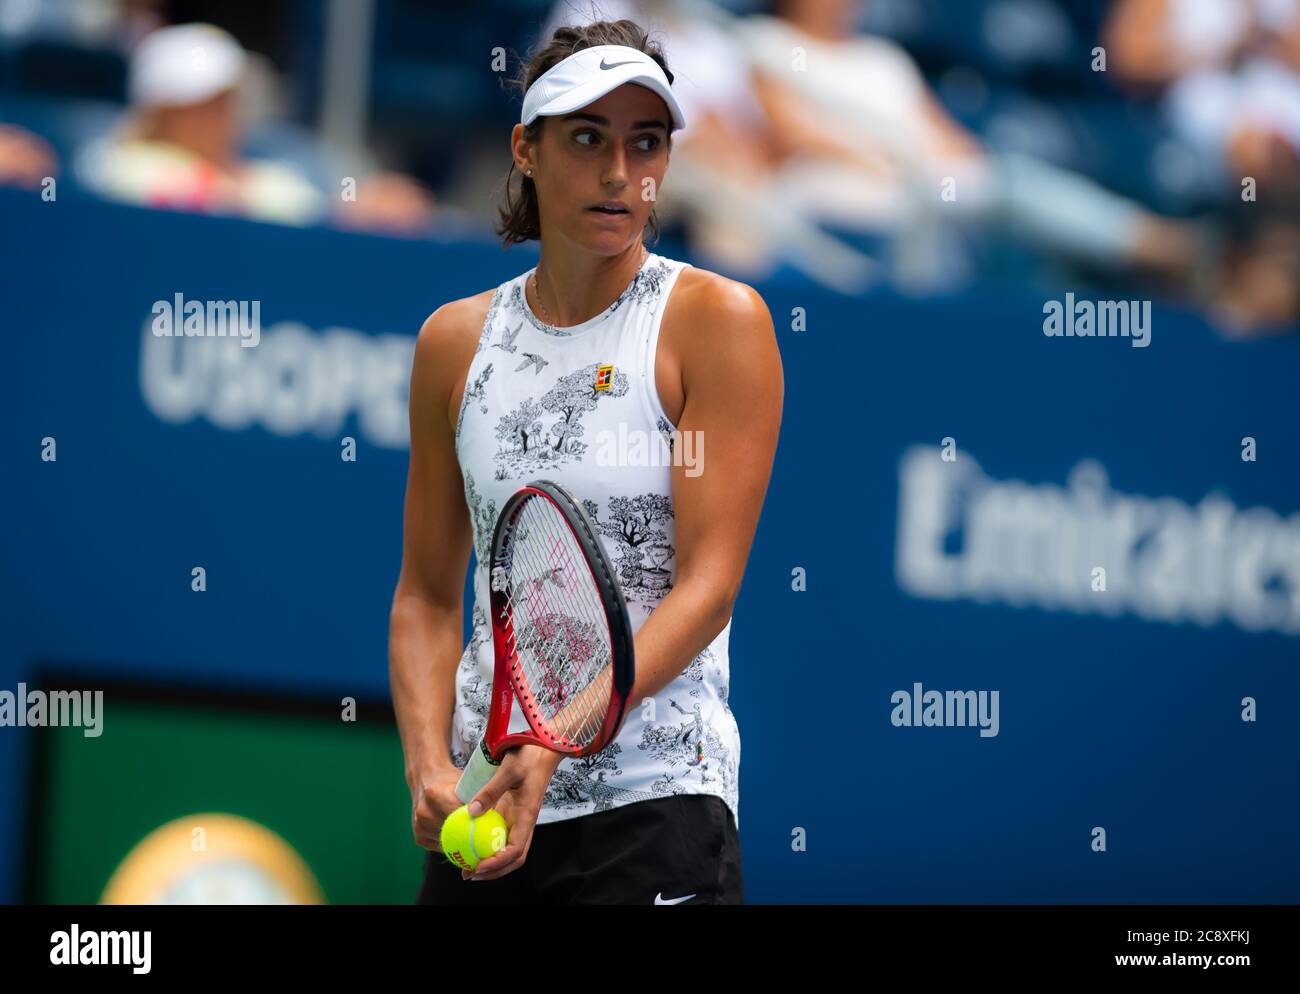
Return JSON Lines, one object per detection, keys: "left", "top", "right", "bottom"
{"left": 129, "top": 23, "right": 246, "bottom": 108}
{"left": 521, "top": 44, "right": 686, "bottom": 130}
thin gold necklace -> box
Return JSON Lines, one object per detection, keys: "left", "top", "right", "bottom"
{"left": 532, "top": 247, "right": 647, "bottom": 327}
{"left": 531, "top": 269, "right": 553, "bottom": 325}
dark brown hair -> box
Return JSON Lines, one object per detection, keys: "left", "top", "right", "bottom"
{"left": 495, "top": 18, "right": 676, "bottom": 248}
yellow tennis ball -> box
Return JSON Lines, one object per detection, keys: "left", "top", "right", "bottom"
{"left": 440, "top": 805, "right": 508, "bottom": 872}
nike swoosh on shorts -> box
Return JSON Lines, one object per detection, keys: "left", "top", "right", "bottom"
{"left": 654, "top": 892, "right": 696, "bottom": 905}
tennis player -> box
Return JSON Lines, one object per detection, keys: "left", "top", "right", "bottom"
{"left": 390, "top": 18, "right": 782, "bottom": 905}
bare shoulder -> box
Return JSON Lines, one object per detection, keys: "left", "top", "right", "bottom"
{"left": 416, "top": 288, "right": 495, "bottom": 358}
{"left": 669, "top": 266, "right": 773, "bottom": 329}
{"left": 664, "top": 266, "right": 778, "bottom": 378}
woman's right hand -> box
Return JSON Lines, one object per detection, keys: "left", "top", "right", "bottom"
{"left": 410, "top": 766, "right": 466, "bottom": 851}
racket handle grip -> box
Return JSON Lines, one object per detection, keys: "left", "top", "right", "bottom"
{"left": 455, "top": 738, "right": 500, "bottom": 805}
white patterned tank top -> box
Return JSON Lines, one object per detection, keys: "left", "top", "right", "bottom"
{"left": 450, "top": 250, "right": 740, "bottom": 827}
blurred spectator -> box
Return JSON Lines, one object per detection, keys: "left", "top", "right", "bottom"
{"left": 76, "top": 22, "right": 437, "bottom": 234}
{"left": 1105, "top": 0, "right": 1300, "bottom": 202}
{"left": 537, "top": 0, "right": 1216, "bottom": 300}
{"left": 1215, "top": 220, "right": 1300, "bottom": 334}
{"left": 0, "top": 0, "right": 163, "bottom": 47}
{"left": 78, "top": 24, "right": 319, "bottom": 221}
{"left": 739, "top": 0, "right": 1212, "bottom": 293}
{"left": 1103, "top": 0, "right": 1297, "bottom": 86}
{"left": 0, "top": 123, "right": 58, "bottom": 189}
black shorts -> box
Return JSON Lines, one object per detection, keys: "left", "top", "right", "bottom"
{"left": 416, "top": 794, "right": 743, "bottom": 905}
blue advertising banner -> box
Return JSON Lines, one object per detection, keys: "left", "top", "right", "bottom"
{"left": 2, "top": 188, "right": 1297, "bottom": 903}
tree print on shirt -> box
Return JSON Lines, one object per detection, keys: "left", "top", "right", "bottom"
{"left": 638, "top": 698, "right": 736, "bottom": 799}
{"left": 455, "top": 362, "right": 494, "bottom": 443}
{"left": 581, "top": 493, "right": 675, "bottom": 608}
{"left": 466, "top": 601, "right": 490, "bottom": 663}
{"left": 682, "top": 645, "right": 714, "bottom": 698}
{"left": 494, "top": 396, "right": 545, "bottom": 468}
{"left": 466, "top": 363, "right": 494, "bottom": 413}
{"left": 462, "top": 471, "right": 497, "bottom": 563}
{"left": 655, "top": 414, "right": 676, "bottom": 453}
{"left": 544, "top": 742, "right": 687, "bottom": 814}
{"left": 450, "top": 602, "right": 493, "bottom": 769}
{"left": 451, "top": 665, "right": 489, "bottom": 766}
{"left": 492, "top": 363, "right": 629, "bottom": 476}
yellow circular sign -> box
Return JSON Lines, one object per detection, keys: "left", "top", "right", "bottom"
{"left": 101, "top": 813, "right": 324, "bottom": 904}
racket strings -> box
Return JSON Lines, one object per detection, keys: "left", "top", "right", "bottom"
{"left": 500, "top": 496, "right": 615, "bottom": 747}
{"left": 510, "top": 499, "right": 609, "bottom": 739}
{"left": 507, "top": 518, "right": 608, "bottom": 744}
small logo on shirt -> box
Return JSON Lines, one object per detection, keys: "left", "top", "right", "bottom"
{"left": 594, "top": 364, "right": 615, "bottom": 391}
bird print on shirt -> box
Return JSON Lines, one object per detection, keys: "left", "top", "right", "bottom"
{"left": 492, "top": 322, "right": 521, "bottom": 354}
{"left": 516, "top": 352, "right": 548, "bottom": 375}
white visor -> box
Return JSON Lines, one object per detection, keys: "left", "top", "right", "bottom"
{"left": 129, "top": 23, "right": 246, "bottom": 108}
{"left": 520, "top": 44, "right": 686, "bottom": 131}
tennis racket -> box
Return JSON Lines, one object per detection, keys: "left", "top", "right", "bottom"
{"left": 455, "top": 479, "right": 636, "bottom": 804}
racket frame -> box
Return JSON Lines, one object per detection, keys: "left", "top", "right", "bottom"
{"left": 456, "top": 480, "right": 634, "bottom": 803}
